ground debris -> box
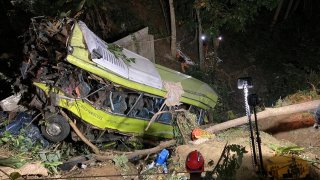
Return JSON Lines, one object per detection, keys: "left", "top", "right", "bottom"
{"left": 0, "top": 162, "right": 48, "bottom": 178}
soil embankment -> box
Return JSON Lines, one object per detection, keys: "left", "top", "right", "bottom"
{"left": 260, "top": 113, "right": 317, "bottom": 147}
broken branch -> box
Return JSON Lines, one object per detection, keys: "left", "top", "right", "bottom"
{"left": 60, "top": 110, "right": 100, "bottom": 154}
{"left": 95, "top": 139, "right": 176, "bottom": 161}
{"left": 145, "top": 109, "right": 186, "bottom": 131}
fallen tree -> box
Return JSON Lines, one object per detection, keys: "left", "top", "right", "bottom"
{"left": 205, "top": 100, "right": 320, "bottom": 133}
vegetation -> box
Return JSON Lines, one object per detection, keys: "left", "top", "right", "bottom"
{"left": 193, "top": 0, "right": 278, "bottom": 35}
{"left": 0, "top": 156, "right": 26, "bottom": 169}
{"left": 108, "top": 44, "right": 136, "bottom": 63}
{"left": 112, "top": 155, "right": 129, "bottom": 170}
{"left": 205, "top": 144, "right": 247, "bottom": 180}
{"left": 269, "top": 144, "right": 304, "bottom": 155}
{"left": 0, "top": 129, "right": 86, "bottom": 174}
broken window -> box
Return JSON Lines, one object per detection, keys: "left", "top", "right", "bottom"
{"left": 77, "top": 74, "right": 172, "bottom": 123}
{"left": 189, "top": 105, "right": 206, "bottom": 125}
{"left": 156, "top": 105, "right": 173, "bottom": 124}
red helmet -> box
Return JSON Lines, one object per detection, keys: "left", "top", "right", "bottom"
{"left": 186, "top": 150, "right": 205, "bottom": 173}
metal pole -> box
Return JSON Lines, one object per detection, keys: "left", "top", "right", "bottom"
{"left": 244, "top": 84, "right": 258, "bottom": 166}
{"left": 253, "top": 106, "right": 265, "bottom": 174}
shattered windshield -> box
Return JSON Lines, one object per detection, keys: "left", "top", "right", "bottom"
{"left": 83, "top": 75, "right": 173, "bottom": 124}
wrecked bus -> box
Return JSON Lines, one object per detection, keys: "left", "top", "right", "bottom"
{"left": 30, "top": 20, "right": 217, "bottom": 142}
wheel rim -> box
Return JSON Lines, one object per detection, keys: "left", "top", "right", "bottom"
{"left": 46, "top": 122, "right": 62, "bottom": 136}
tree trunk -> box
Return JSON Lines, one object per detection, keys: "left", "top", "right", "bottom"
{"left": 168, "top": 0, "right": 177, "bottom": 58}
{"left": 292, "top": 0, "right": 301, "bottom": 13}
{"left": 159, "top": 0, "right": 170, "bottom": 35}
{"left": 196, "top": 8, "right": 204, "bottom": 70}
{"left": 270, "top": 0, "right": 284, "bottom": 28}
{"left": 213, "top": 37, "right": 220, "bottom": 69}
{"left": 205, "top": 100, "right": 320, "bottom": 133}
{"left": 284, "top": 0, "right": 294, "bottom": 20}
{"left": 192, "top": 24, "right": 198, "bottom": 44}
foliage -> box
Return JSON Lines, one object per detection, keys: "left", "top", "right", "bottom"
{"left": 306, "top": 70, "right": 320, "bottom": 91}
{"left": 275, "top": 90, "right": 320, "bottom": 107}
{"left": 0, "top": 156, "right": 26, "bottom": 169}
{"left": 173, "top": 112, "right": 198, "bottom": 144}
{"left": 39, "top": 151, "right": 63, "bottom": 174}
{"left": 194, "top": 0, "right": 278, "bottom": 37}
{"left": 9, "top": 0, "right": 97, "bottom": 17}
{"left": 216, "top": 128, "right": 246, "bottom": 141}
{"left": 187, "top": 65, "right": 236, "bottom": 122}
{"left": 0, "top": 131, "right": 42, "bottom": 154}
{"left": 268, "top": 144, "right": 304, "bottom": 155}
{"left": 126, "top": 137, "right": 144, "bottom": 150}
{"left": 205, "top": 144, "right": 247, "bottom": 179}
{"left": 172, "top": 120, "right": 184, "bottom": 144}
{"left": 227, "top": 110, "right": 236, "bottom": 120}
{"left": 108, "top": 44, "right": 136, "bottom": 63}
{"left": 270, "top": 66, "right": 320, "bottom": 105}
{"left": 0, "top": 130, "right": 73, "bottom": 174}
{"left": 113, "top": 155, "right": 129, "bottom": 170}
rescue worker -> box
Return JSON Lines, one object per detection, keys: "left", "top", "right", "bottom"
{"left": 203, "top": 40, "right": 209, "bottom": 57}
{"left": 313, "top": 105, "right": 320, "bottom": 128}
{"left": 176, "top": 51, "right": 188, "bottom": 73}
{"left": 186, "top": 150, "right": 205, "bottom": 180}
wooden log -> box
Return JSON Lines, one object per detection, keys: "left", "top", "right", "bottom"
{"left": 205, "top": 100, "right": 320, "bottom": 133}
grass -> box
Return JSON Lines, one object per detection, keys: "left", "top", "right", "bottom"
{"left": 217, "top": 127, "right": 248, "bottom": 141}
{"left": 275, "top": 90, "right": 320, "bottom": 107}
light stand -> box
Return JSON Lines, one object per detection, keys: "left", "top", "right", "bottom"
{"left": 237, "top": 77, "right": 257, "bottom": 166}
{"left": 248, "top": 94, "right": 265, "bottom": 175}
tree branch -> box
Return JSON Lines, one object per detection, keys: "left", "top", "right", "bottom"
{"left": 95, "top": 139, "right": 176, "bottom": 161}
{"left": 60, "top": 110, "right": 100, "bottom": 154}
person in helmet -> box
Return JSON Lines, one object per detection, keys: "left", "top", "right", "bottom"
{"left": 186, "top": 150, "right": 205, "bottom": 180}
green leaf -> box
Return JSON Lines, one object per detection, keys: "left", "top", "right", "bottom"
{"left": 39, "top": 153, "right": 47, "bottom": 161}
{"left": 47, "top": 154, "right": 56, "bottom": 162}
{"left": 75, "top": 0, "right": 86, "bottom": 12}
{"left": 0, "top": 156, "right": 26, "bottom": 168}
{"left": 60, "top": 10, "right": 71, "bottom": 17}
{"left": 3, "top": 131, "right": 12, "bottom": 138}
{"left": 127, "top": 58, "right": 135, "bottom": 63}
{"left": 1, "top": 137, "right": 9, "bottom": 143}
{"left": 44, "top": 161, "right": 63, "bottom": 167}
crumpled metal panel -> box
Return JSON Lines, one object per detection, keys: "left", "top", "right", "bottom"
{"left": 77, "top": 21, "right": 163, "bottom": 89}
